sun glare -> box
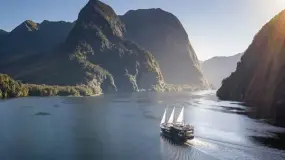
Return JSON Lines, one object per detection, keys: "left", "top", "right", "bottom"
{"left": 276, "top": 0, "right": 285, "bottom": 4}
{"left": 275, "top": 0, "right": 285, "bottom": 9}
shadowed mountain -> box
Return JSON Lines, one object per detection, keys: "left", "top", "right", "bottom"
{"left": 0, "top": 29, "right": 8, "bottom": 36}
{"left": 120, "top": 9, "right": 209, "bottom": 89}
{"left": 0, "top": 0, "right": 164, "bottom": 93}
{"left": 0, "top": 29, "right": 8, "bottom": 44}
{"left": 217, "top": 10, "right": 285, "bottom": 126}
{"left": 201, "top": 53, "right": 243, "bottom": 88}
{"left": 0, "top": 20, "right": 74, "bottom": 55}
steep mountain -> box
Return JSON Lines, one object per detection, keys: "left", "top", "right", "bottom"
{"left": 120, "top": 9, "right": 209, "bottom": 89}
{"left": 1, "top": 0, "right": 164, "bottom": 93}
{"left": 217, "top": 10, "right": 285, "bottom": 124}
{"left": 0, "top": 29, "right": 8, "bottom": 43}
{"left": 0, "top": 29, "right": 8, "bottom": 36}
{"left": 201, "top": 53, "right": 243, "bottom": 88}
{"left": 0, "top": 20, "right": 74, "bottom": 55}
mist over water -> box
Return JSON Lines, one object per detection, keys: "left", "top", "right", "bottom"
{"left": 0, "top": 91, "right": 285, "bottom": 160}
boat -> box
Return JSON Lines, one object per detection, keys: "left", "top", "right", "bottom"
{"left": 160, "top": 106, "right": 194, "bottom": 142}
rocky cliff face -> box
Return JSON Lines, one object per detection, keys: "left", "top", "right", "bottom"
{"left": 0, "top": 20, "right": 74, "bottom": 55}
{"left": 201, "top": 53, "right": 243, "bottom": 88}
{"left": 120, "top": 9, "right": 209, "bottom": 89}
{"left": 2, "top": 0, "right": 164, "bottom": 93}
{"left": 217, "top": 10, "right": 285, "bottom": 123}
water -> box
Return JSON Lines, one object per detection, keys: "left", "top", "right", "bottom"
{"left": 0, "top": 90, "right": 285, "bottom": 160}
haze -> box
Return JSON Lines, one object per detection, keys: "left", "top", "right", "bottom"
{"left": 0, "top": 0, "right": 285, "bottom": 60}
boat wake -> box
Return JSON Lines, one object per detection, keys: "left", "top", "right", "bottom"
{"left": 160, "top": 135, "right": 285, "bottom": 160}
{"left": 186, "top": 138, "right": 218, "bottom": 150}
{"left": 160, "top": 136, "right": 215, "bottom": 160}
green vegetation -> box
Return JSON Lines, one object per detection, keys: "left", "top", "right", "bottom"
{"left": 69, "top": 42, "right": 116, "bottom": 91}
{"left": 0, "top": 73, "right": 200, "bottom": 100}
{"left": 0, "top": 74, "right": 29, "bottom": 99}
{"left": 25, "top": 84, "right": 100, "bottom": 97}
{"left": 152, "top": 83, "right": 199, "bottom": 92}
{"left": 25, "top": 20, "right": 39, "bottom": 31}
{"left": 0, "top": 74, "right": 101, "bottom": 99}
{"left": 125, "top": 72, "right": 139, "bottom": 92}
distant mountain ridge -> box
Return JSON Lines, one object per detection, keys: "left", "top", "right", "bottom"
{"left": 0, "top": 20, "right": 74, "bottom": 55}
{"left": 120, "top": 9, "right": 210, "bottom": 88}
{"left": 0, "top": 29, "right": 8, "bottom": 35}
{"left": 0, "top": 29, "right": 8, "bottom": 43}
{"left": 201, "top": 53, "right": 243, "bottom": 88}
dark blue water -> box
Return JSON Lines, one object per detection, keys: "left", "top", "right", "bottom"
{"left": 0, "top": 90, "right": 285, "bottom": 160}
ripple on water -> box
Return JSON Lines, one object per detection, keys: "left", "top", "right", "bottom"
{"left": 160, "top": 137, "right": 218, "bottom": 160}
{"left": 34, "top": 112, "right": 51, "bottom": 116}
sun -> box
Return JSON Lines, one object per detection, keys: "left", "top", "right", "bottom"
{"left": 271, "top": 0, "right": 285, "bottom": 14}
{"left": 275, "top": 0, "right": 285, "bottom": 6}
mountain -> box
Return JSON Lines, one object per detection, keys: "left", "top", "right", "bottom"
{"left": 0, "top": 29, "right": 8, "bottom": 43}
{"left": 0, "top": 29, "right": 8, "bottom": 36}
{"left": 201, "top": 53, "right": 243, "bottom": 88}
{"left": 1, "top": 0, "right": 164, "bottom": 93}
{"left": 120, "top": 9, "right": 209, "bottom": 89}
{"left": 0, "top": 20, "right": 74, "bottom": 67}
{"left": 0, "top": 20, "right": 74, "bottom": 55}
{"left": 217, "top": 10, "right": 285, "bottom": 124}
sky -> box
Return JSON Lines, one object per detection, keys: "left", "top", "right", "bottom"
{"left": 0, "top": 0, "right": 285, "bottom": 60}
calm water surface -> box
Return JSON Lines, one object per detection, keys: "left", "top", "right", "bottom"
{"left": 0, "top": 90, "right": 285, "bottom": 160}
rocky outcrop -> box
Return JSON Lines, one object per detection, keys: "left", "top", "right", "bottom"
{"left": 120, "top": 9, "right": 209, "bottom": 89}
{"left": 2, "top": 0, "right": 164, "bottom": 93}
{"left": 201, "top": 53, "right": 243, "bottom": 88}
{"left": 217, "top": 10, "right": 285, "bottom": 123}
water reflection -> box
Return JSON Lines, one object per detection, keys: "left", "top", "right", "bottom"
{"left": 250, "top": 132, "right": 285, "bottom": 150}
{"left": 0, "top": 92, "right": 285, "bottom": 159}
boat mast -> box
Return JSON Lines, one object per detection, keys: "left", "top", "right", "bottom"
{"left": 176, "top": 107, "right": 184, "bottom": 125}
{"left": 160, "top": 109, "right": 167, "bottom": 124}
{"left": 167, "top": 107, "right": 175, "bottom": 124}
